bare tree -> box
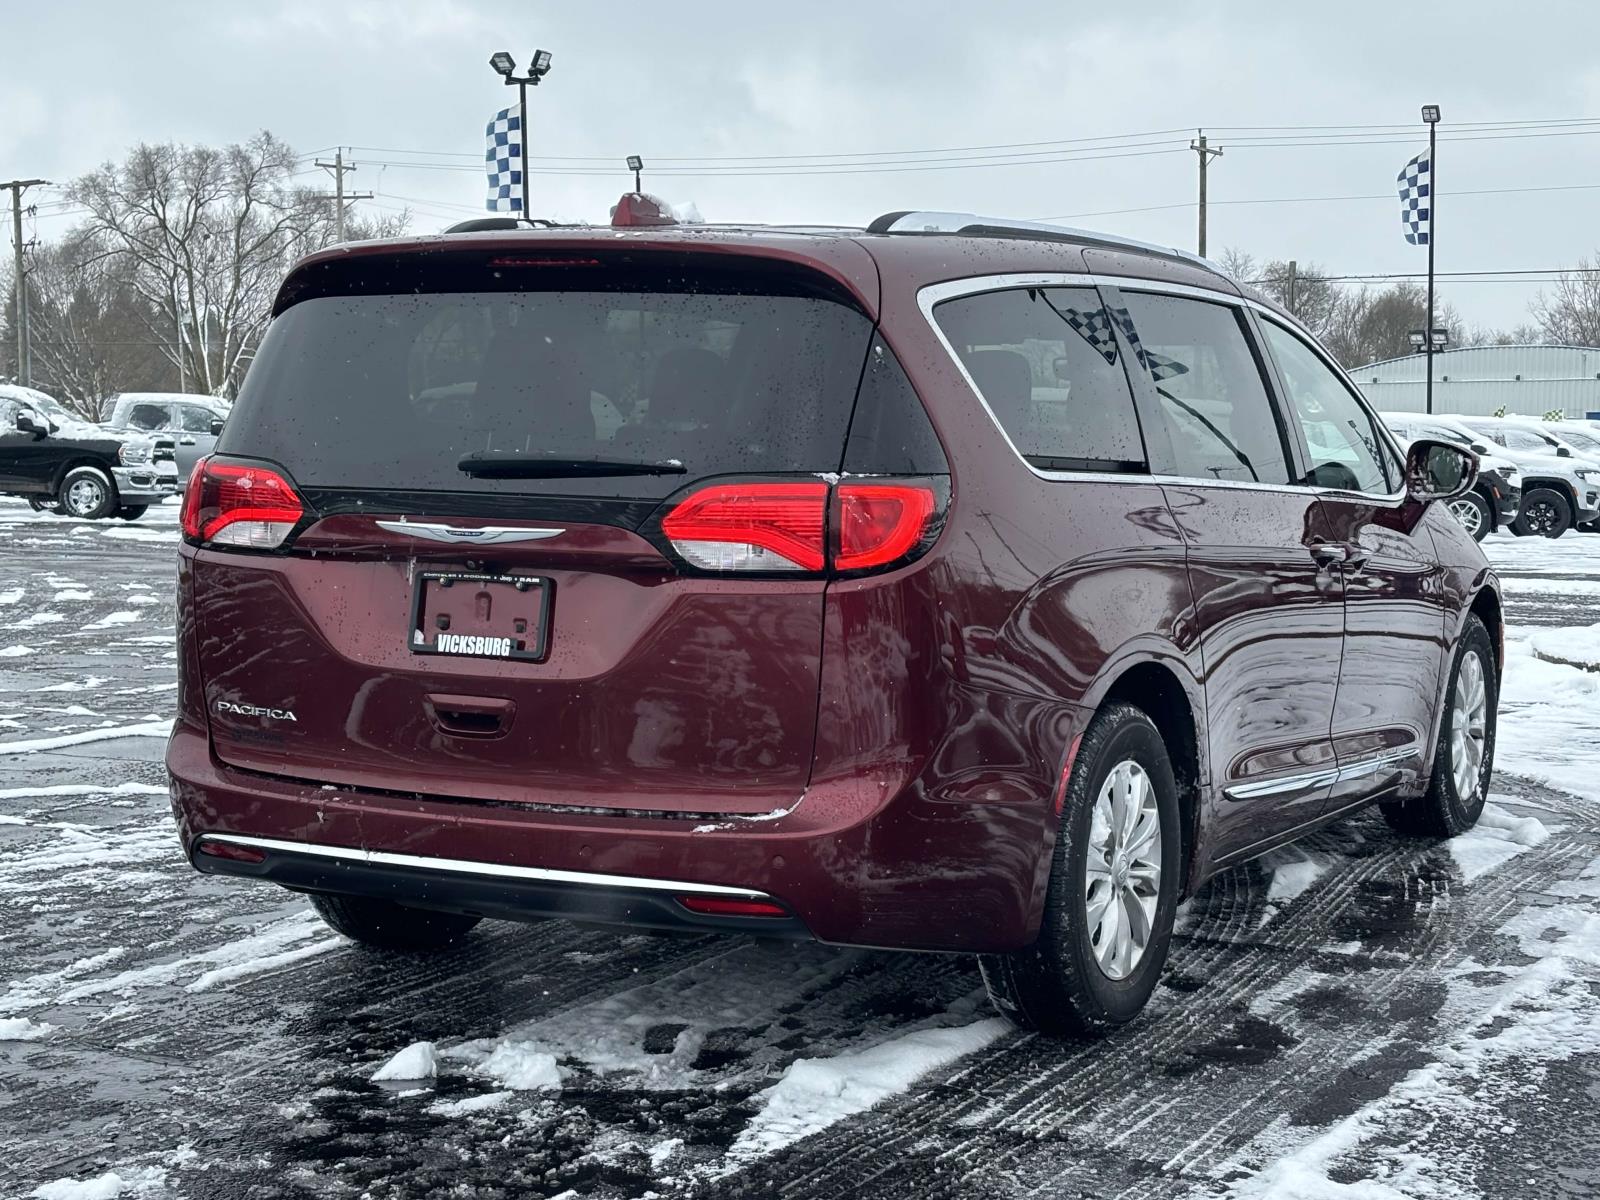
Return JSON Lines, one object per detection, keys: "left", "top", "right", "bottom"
{"left": 1532, "top": 256, "right": 1600, "bottom": 346}
{"left": 68, "top": 132, "right": 405, "bottom": 398}
{"left": 20, "top": 240, "right": 178, "bottom": 417}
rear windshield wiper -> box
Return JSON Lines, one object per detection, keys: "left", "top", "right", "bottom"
{"left": 457, "top": 452, "right": 689, "bottom": 479}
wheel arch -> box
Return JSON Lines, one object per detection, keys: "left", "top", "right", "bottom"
{"left": 1083, "top": 652, "right": 1206, "bottom": 895}
{"left": 51, "top": 456, "right": 118, "bottom": 499}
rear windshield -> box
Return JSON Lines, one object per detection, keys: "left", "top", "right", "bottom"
{"left": 221, "top": 281, "right": 873, "bottom": 498}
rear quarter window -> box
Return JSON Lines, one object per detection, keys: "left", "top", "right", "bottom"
{"left": 933, "top": 286, "right": 1146, "bottom": 473}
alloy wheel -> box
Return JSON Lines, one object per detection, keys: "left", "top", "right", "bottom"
{"left": 1525, "top": 500, "right": 1558, "bottom": 536}
{"left": 1084, "top": 759, "right": 1162, "bottom": 981}
{"left": 1448, "top": 497, "right": 1484, "bottom": 539}
{"left": 65, "top": 477, "right": 107, "bottom": 517}
{"left": 1451, "top": 650, "right": 1488, "bottom": 802}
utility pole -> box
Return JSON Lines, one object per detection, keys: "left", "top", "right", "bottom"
{"left": 4, "top": 178, "right": 48, "bottom": 388}
{"left": 1285, "top": 260, "right": 1298, "bottom": 314}
{"left": 1190, "top": 131, "right": 1223, "bottom": 258}
{"left": 314, "top": 149, "right": 372, "bottom": 242}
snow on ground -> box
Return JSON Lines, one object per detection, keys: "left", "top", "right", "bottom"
{"left": 372, "top": 1041, "right": 440, "bottom": 1082}
{"left": 726, "top": 1017, "right": 1009, "bottom": 1164}
{"left": 0, "top": 1016, "right": 56, "bottom": 1041}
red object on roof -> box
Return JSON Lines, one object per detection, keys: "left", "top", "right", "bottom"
{"left": 611, "top": 192, "right": 678, "bottom": 227}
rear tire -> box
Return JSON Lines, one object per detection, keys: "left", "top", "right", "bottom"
{"left": 979, "top": 702, "right": 1181, "bottom": 1038}
{"left": 58, "top": 466, "right": 117, "bottom": 520}
{"left": 1383, "top": 615, "right": 1497, "bottom": 839}
{"left": 306, "top": 891, "right": 481, "bottom": 951}
{"left": 1447, "top": 491, "right": 1491, "bottom": 542}
{"left": 116, "top": 505, "right": 149, "bottom": 521}
{"left": 1510, "top": 487, "right": 1571, "bottom": 538}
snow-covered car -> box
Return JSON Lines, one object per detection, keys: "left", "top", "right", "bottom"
{"left": 101, "top": 392, "right": 230, "bottom": 486}
{"left": 1454, "top": 414, "right": 1600, "bottom": 537}
{"left": 1380, "top": 412, "right": 1520, "bottom": 541}
{"left": 0, "top": 384, "right": 179, "bottom": 519}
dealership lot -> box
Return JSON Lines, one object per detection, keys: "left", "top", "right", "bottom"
{"left": 1, "top": 498, "right": 1598, "bottom": 1200}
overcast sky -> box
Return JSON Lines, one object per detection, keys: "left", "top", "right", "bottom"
{"left": 5, "top": 0, "right": 1600, "bottom": 331}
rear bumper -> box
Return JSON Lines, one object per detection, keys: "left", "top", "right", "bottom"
{"left": 166, "top": 718, "right": 1070, "bottom": 952}
{"left": 194, "top": 832, "right": 809, "bottom": 939}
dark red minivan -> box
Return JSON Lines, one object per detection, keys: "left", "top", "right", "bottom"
{"left": 168, "top": 209, "right": 1500, "bottom": 1036}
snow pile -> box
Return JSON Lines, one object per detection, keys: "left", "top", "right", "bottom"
{"left": 29, "top": 1164, "right": 170, "bottom": 1199}
{"left": 0, "top": 644, "right": 33, "bottom": 657}
{"left": 0, "top": 1016, "right": 56, "bottom": 1041}
{"left": 372, "top": 1041, "right": 438, "bottom": 1082}
{"left": 477, "top": 1042, "right": 564, "bottom": 1091}
{"left": 1528, "top": 621, "right": 1600, "bottom": 671}
{"left": 428, "top": 1090, "right": 513, "bottom": 1116}
{"left": 728, "top": 1019, "right": 1008, "bottom": 1162}
{"left": 1494, "top": 634, "right": 1600, "bottom": 796}
{"left": 1445, "top": 799, "right": 1550, "bottom": 882}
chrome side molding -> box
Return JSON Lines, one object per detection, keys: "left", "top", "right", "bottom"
{"left": 1224, "top": 748, "right": 1414, "bottom": 801}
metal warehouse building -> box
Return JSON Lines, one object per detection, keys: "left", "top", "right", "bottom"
{"left": 1350, "top": 345, "right": 1600, "bottom": 418}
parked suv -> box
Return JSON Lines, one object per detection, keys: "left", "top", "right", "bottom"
{"left": 0, "top": 384, "right": 178, "bottom": 519}
{"left": 168, "top": 211, "right": 1500, "bottom": 1037}
{"left": 102, "top": 392, "right": 229, "bottom": 486}
{"left": 1455, "top": 415, "right": 1600, "bottom": 536}
{"left": 1380, "top": 412, "right": 1520, "bottom": 541}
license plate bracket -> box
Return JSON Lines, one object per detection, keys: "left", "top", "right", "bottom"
{"left": 408, "top": 572, "right": 551, "bottom": 663}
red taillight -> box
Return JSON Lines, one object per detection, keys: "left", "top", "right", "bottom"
{"left": 181, "top": 458, "right": 305, "bottom": 550}
{"left": 835, "top": 484, "right": 937, "bottom": 571}
{"left": 661, "top": 482, "right": 828, "bottom": 572}
{"left": 677, "top": 895, "right": 788, "bottom": 917}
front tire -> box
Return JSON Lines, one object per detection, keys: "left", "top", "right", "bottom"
{"left": 307, "top": 891, "right": 481, "bottom": 951}
{"left": 1447, "top": 491, "right": 1491, "bottom": 542}
{"left": 1511, "top": 487, "right": 1572, "bottom": 538}
{"left": 979, "top": 702, "right": 1181, "bottom": 1038}
{"left": 1383, "top": 614, "right": 1497, "bottom": 838}
{"left": 57, "top": 466, "right": 117, "bottom": 520}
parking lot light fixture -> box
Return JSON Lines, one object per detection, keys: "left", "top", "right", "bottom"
{"left": 488, "top": 49, "right": 556, "bottom": 218}
{"left": 627, "top": 155, "right": 643, "bottom": 192}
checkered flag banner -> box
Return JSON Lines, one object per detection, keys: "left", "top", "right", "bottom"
{"left": 1061, "top": 305, "right": 1119, "bottom": 365}
{"left": 1108, "top": 307, "right": 1190, "bottom": 382}
{"left": 1397, "top": 150, "right": 1431, "bottom": 245}
{"left": 485, "top": 104, "right": 523, "bottom": 212}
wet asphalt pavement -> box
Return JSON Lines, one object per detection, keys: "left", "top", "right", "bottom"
{"left": 1, "top": 499, "right": 1598, "bottom": 1200}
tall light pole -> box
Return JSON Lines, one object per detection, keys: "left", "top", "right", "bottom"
{"left": 1421, "top": 103, "right": 1441, "bottom": 414}
{"left": 627, "top": 155, "right": 644, "bottom": 194}
{"left": 489, "top": 49, "right": 553, "bottom": 218}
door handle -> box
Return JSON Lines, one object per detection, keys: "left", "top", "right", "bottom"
{"left": 1308, "top": 541, "right": 1348, "bottom": 565}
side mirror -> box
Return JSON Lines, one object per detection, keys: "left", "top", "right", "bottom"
{"left": 1558, "top": 446, "right": 1572, "bottom": 457}
{"left": 1405, "top": 438, "right": 1477, "bottom": 504}
{"left": 210, "top": 419, "right": 225, "bottom": 436}
{"left": 14, "top": 412, "right": 45, "bottom": 438}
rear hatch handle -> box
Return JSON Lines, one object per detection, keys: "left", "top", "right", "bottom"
{"left": 424, "top": 693, "right": 516, "bottom": 739}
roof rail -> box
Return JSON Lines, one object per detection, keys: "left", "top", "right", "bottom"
{"left": 443, "top": 216, "right": 563, "bottom": 233}
{"left": 864, "top": 210, "right": 1225, "bottom": 276}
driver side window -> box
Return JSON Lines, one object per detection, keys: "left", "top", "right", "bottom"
{"left": 1261, "top": 320, "right": 1392, "bottom": 493}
